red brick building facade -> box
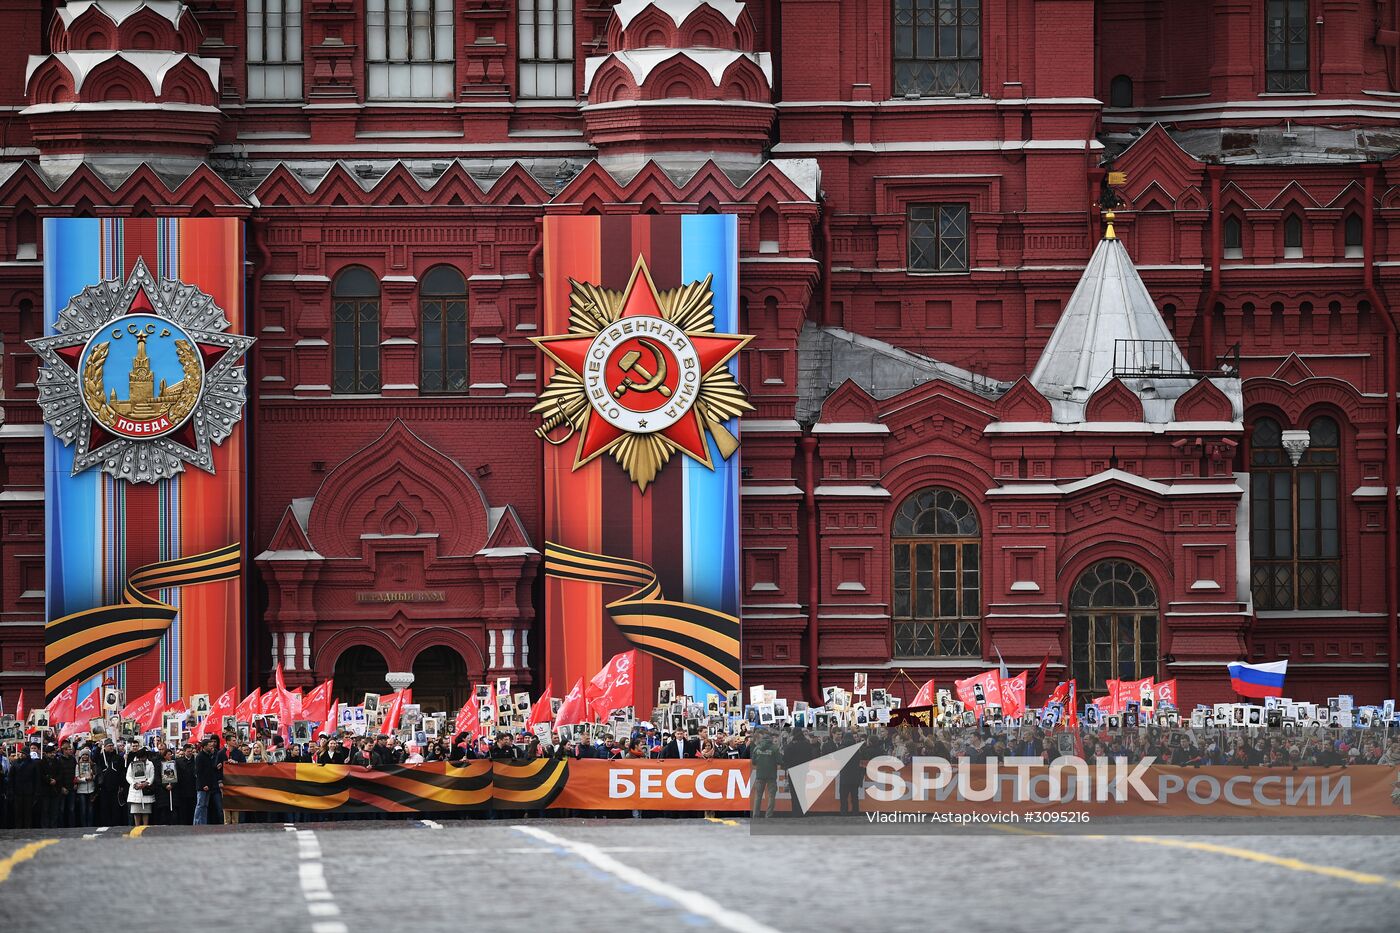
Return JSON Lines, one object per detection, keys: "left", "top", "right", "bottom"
{"left": 0, "top": 1, "right": 1396, "bottom": 711}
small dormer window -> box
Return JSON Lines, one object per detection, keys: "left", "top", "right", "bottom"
{"left": 1283, "top": 214, "right": 1303, "bottom": 259}
{"left": 1223, "top": 215, "right": 1243, "bottom": 260}
{"left": 1344, "top": 213, "right": 1363, "bottom": 259}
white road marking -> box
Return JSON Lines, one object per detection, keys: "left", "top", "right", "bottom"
{"left": 514, "top": 825, "right": 786, "bottom": 933}
{"left": 294, "top": 829, "right": 345, "bottom": 933}
{"left": 419, "top": 819, "right": 443, "bottom": 829}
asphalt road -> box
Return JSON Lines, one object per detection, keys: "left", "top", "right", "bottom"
{"left": 3, "top": 817, "right": 1400, "bottom": 933}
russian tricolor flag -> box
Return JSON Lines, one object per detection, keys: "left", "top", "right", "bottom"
{"left": 1228, "top": 660, "right": 1288, "bottom": 699}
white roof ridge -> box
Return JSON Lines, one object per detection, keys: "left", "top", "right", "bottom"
{"left": 584, "top": 48, "right": 771, "bottom": 93}
{"left": 58, "top": 1, "right": 189, "bottom": 29}
{"left": 612, "top": 0, "right": 747, "bottom": 30}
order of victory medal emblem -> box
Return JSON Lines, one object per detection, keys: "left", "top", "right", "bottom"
{"left": 28, "top": 257, "right": 254, "bottom": 483}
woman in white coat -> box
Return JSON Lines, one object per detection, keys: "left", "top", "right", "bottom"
{"left": 125, "top": 748, "right": 156, "bottom": 827}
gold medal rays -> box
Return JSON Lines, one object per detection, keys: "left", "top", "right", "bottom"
{"left": 530, "top": 257, "right": 753, "bottom": 490}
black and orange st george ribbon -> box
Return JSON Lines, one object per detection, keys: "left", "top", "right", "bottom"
{"left": 45, "top": 543, "right": 241, "bottom": 698}
{"left": 543, "top": 541, "right": 740, "bottom": 693}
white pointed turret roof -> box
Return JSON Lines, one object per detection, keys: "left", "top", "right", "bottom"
{"left": 1029, "top": 232, "right": 1224, "bottom": 423}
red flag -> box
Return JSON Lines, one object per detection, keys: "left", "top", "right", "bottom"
{"left": 234, "top": 687, "right": 261, "bottom": 722}
{"left": 121, "top": 683, "right": 167, "bottom": 732}
{"left": 588, "top": 649, "right": 636, "bottom": 720}
{"left": 380, "top": 689, "right": 408, "bottom": 735}
{"left": 454, "top": 694, "right": 481, "bottom": 739}
{"left": 1154, "top": 678, "right": 1177, "bottom": 708}
{"left": 910, "top": 678, "right": 936, "bottom": 708}
{"left": 1092, "top": 695, "right": 1115, "bottom": 714}
{"left": 165, "top": 697, "right": 188, "bottom": 716}
{"left": 528, "top": 679, "right": 554, "bottom": 728}
{"left": 301, "top": 680, "right": 334, "bottom": 724}
{"left": 1000, "top": 672, "right": 1028, "bottom": 718}
{"left": 274, "top": 664, "right": 294, "bottom": 729}
{"left": 46, "top": 682, "right": 78, "bottom": 723}
{"left": 16, "top": 689, "right": 24, "bottom": 728}
{"left": 1047, "top": 680, "right": 1079, "bottom": 727}
{"left": 314, "top": 700, "right": 338, "bottom": 741}
{"left": 954, "top": 670, "right": 1002, "bottom": 714}
{"left": 1024, "top": 655, "right": 1049, "bottom": 697}
{"left": 555, "top": 677, "right": 588, "bottom": 726}
{"left": 199, "top": 687, "right": 238, "bottom": 739}
{"left": 59, "top": 688, "right": 102, "bottom": 741}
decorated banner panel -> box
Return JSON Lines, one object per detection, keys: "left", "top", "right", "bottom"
{"left": 533, "top": 215, "right": 748, "bottom": 710}
{"left": 33, "top": 218, "right": 252, "bottom": 702}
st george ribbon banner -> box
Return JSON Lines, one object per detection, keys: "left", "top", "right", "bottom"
{"left": 222, "top": 759, "right": 1400, "bottom": 821}
{"left": 534, "top": 214, "right": 749, "bottom": 705}
{"left": 32, "top": 218, "right": 253, "bottom": 701}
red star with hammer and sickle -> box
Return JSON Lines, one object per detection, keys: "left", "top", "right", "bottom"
{"left": 535, "top": 257, "right": 747, "bottom": 469}
{"left": 53, "top": 285, "right": 231, "bottom": 452}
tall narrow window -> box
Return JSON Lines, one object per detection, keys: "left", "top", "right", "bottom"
{"left": 1265, "top": 0, "right": 1309, "bottom": 92}
{"left": 247, "top": 0, "right": 303, "bottom": 100}
{"left": 908, "top": 203, "right": 969, "bottom": 272}
{"left": 893, "top": 0, "right": 981, "bottom": 97}
{"left": 519, "top": 0, "right": 575, "bottom": 99}
{"left": 892, "top": 487, "right": 981, "bottom": 658}
{"left": 1070, "top": 560, "right": 1159, "bottom": 695}
{"left": 1283, "top": 214, "right": 1303, "bottom": 259}
{"left": 1223, "top": 215, "right": 1243, "bottom": 259}
{"left": 1109, "top": 74, "right": 1133, "bottom": 108}
{"left": 1250, "top": 416, "right": 1341, "bottom": 610}
{"left": 333, "top": 267, "right": 381, "bottom": 394}
{"left": 1344, "top": 213, "right": 1363, "bottom": 258}
{"left": 367, "top": 0, "right": 454, "bottom": 100}
{"left": 420, "top": 266, "right": 468, "bottom": 394}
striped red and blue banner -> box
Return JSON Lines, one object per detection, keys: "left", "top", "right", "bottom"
{"left": 43, "top": 217, "right": 246, "bottom": 702}
{"left": 541, "top": 215, "right": 742, "bottom": 707}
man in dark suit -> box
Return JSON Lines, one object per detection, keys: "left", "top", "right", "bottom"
{"left": 9, "top": 745, "right": 39, "bottom": 829}
{"left": 174, "top": 744, "right": 197, "bottom": 825}
{"left": 660, "top": 729, "right": 700, "bottom": 759}
{"left": 92, "top": 739, "right": 125, "bottom": 826}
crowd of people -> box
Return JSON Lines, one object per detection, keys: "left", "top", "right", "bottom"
{"left": 4, "top": 718, "right": 1397, "bottom": 829}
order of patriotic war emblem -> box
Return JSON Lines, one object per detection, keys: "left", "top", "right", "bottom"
{"left": 28, "top": 257, "right": 254, "bottom": 483}
{"left": 531, "top": 257, "right": 753, "bottom": 490}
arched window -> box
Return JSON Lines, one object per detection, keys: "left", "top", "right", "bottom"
{"left": 1223, "top": 215, "right": 1243, "bottom": 260}
{"left": 1344, "top": 213, "right": 1363, "bottom": 258}
{"left": 1283, "top": 214, "right": 1303, "bottom": 258}
{"left": 1250, "top": 415, "right": 1341, "bottom": 610}
{"left": 518, "top": 0, "right": 575, "bottom": 98}
{"left": 893, "top": 0, "right": 981, "bottom": 97}
{"left": 1109, "top": 74, "right": 1133, "bottom": 108}
{"left": 891, "top": 487, "right": 981, "bottom": 657}
{"left": 1265, "top": 0, "right": 1309, "bottom": 92}
{"left": 246, "top": 0, "right": 303, "bottom": 100}
{"left": 420, "top": 265, "right": 467, "bottom": 394}
{"left": 332, "top": 645, "right": 389, "bottom": 706}
{"left": 366, "top": 0, "right": 454, "bottom": 99}
{"left": 1069, "top": 559, "right": 1159, "bottom": 695}
{"left": 333, "top": 267, "right": 380, "bottom": 394}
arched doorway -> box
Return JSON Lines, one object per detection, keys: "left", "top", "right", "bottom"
{"left": 332, "top": 645, "right": 389, "bottom": 706}
{"left": 411, "top": 645, "right": 468, "bottom": 713}
{"left": 1068, "top": 559, "right": 1159, "bottom": 696}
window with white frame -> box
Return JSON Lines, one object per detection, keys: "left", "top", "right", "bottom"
{"left": 367, "top": 0, "right": 455, "bottom": 100}
{"left": 247, "top": 0, "right": 303, "bottom": 100}
{"left": 518, "top": 0, "right": 574, "bottom": 99}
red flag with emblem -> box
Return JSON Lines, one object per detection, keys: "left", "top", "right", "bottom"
{"left": 234, "top": 687, "right": 261, "bottom": 723}
{"left": 1155, "top": 679, "right": 1178, "bottom": 708}
{"left": 910, "top": 679, "right": 936, "bottom": 708}
{"left": 121, "top": 683, "right": 167, "bottom": 732}
{"left": 199, "top": 687, "right": 238, "bottom": 739}
{"left": 59, "top": 688, "right": 102, "bottom": 741}
{"left": 528, "top": 679, "right": 554, "bottom": 728}
{"left": 454, "top": 693, "right": 481, "bottom": 739}
{"left": 1000, "top": 672, "right": 1028, "bottom": 717}
{"left": 302, "top": 680, "right": 334, "bottom": 725}
{"left": 954, "top": 670, "right": 1002, "bottom": 715}
{"left": 555, "top": 677, "right": 589, "bottom": 726}
{"left": 588, "top": 650, "right": 637, "bottom": 720}
{"left": 46, "top": 682, "right": 78, "bottom": 724}
{"left": 1113, "top": 679, "right": 1140, "bottom": 713}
